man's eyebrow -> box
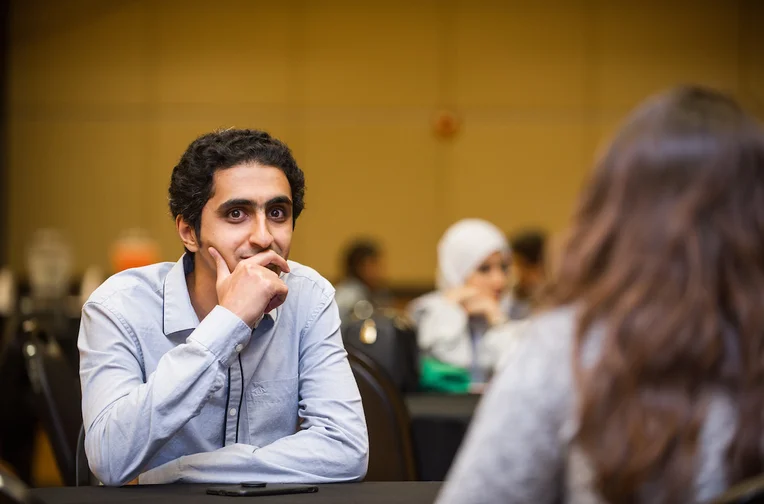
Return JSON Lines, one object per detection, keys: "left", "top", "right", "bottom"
{"left": 266, "top": 196, "right": 293, "bottom": 207}
{"left": 216, "top": 196, "right": 293, "bottom": 213}
{"left": 216, "top": 198, "right": 256, "bottom": 213}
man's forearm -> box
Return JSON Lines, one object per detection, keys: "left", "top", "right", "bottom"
{"left": 139, "top": 428, "right": 368, "bottom": 485}
{"left": 82, "top": 305, "right": 252, "bottom": 485}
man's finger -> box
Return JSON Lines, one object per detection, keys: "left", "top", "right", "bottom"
{"left": 208, "top": 247, "right": 231, "bottom": 282}
{"left": 242, "top": 250, "right": 290, "bottom": 274}
{"left": 265, "top": 290, "right": 288, "bottom": 313}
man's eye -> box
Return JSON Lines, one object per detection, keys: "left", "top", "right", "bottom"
{"left": 269, "top": 208, "right": 285, "bottom": 219}
{"left": 229, "top": 209, "right": 243, "bottom": 219}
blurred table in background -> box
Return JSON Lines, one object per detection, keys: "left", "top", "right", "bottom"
{"left": 405, "top": 394, "right": 481, "bottom": 481}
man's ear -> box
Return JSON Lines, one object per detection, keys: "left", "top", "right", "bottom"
{"left": 176, "top": 215, "right": 199, "bottom": 252}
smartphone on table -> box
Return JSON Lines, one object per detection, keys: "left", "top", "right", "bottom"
{"left": 206, "top": 482, "right": 319, "bottom": 497}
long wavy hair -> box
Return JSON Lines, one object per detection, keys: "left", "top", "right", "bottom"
{"left": 550, "top": 87, "right": 764, "bottom": 502}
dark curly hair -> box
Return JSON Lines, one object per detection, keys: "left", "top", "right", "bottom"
{"left": 509, "top": 229, "right": 546, "bottom": 266}
{"left": 168, "top": 128, "right": 305, "bottom": 244}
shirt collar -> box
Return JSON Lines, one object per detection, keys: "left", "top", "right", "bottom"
{"left": 162, "top": 253, "right": 280, "bottom": 336}
{"left": 162, "top": 254, "right": 200, "bottom": 336}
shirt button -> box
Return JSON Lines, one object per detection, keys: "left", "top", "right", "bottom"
{"left": 235, "top": 344, "right": 244, "bottom": 353}
{"left": 229, "top": 408, "right": 237, "bottom": 417}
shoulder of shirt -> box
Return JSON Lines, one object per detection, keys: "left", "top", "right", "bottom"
{"left": 334, "top": 278, "right": 365, "bottom": 295}
{"left": 495, "top": 305, "right": 578, "bottom": 409}
{"left": 407, "top": 291, "right": 445, "bottom": 310}
{"left": 284, "top": 260, "right": 335, "bottom": 298}
{"left": 85, "top": 261, "right": 173, "bottom": 306}
{"left": 523, "top": 305, "right": 577, "bottom": 349}
{"left": 406, "top": 291, "right": 454, "bottom": 318}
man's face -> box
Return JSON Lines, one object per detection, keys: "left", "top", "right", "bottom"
{"left": 358, "top": 255, "right": 386, "bottom": 291}
{"left": 511, "top": 257, "right": 544, "bottom": 298}
{"left": 179, "top": 162, "right": 293, "bottom": 278}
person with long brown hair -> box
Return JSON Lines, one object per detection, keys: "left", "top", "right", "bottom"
{"left": 435, "top": 86, "right": 764, "bottom": 504}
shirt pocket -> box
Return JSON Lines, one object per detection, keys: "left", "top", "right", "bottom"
{"left": 246, "top": 376, "right": 299, "bottom": 446}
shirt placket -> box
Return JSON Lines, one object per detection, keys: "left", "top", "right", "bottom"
{"left": 224, "top": 354, "right": 245, "bottom": 446}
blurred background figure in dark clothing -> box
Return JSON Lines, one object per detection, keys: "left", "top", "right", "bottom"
{"left": 335, "top": 238, "right": 391, "bottom": 327}
{"left": 507, "top": 230, "right": 547, "bottom": 320}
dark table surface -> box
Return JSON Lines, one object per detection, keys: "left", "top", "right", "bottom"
{"left": 31, "top": 482, "right": 442, "bottom": 504}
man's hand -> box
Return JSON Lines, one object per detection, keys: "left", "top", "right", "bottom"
{"left": 209, "top": 247, "right": 290, "bottom": 327}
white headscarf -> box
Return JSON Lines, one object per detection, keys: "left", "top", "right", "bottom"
{"left": 436, "top": 219, "right": 510, "bottom": 290}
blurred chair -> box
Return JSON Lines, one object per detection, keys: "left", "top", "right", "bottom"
{"left": 0, "top": 316, "right": 37, "bottom": 484}
{"left": 0, "top": 465, "right": 45, "bottom": 504}
{"left": 347, "top": 347, "right": 417, "bottom": 481}
{"left": 74, "top": 425, "right": 96, "bottom": 486}
{"left": 21, "top": 319, "right": 82, "bottom": 486}
{"left": 711, "top": 473, "right": 764, "bottom": 503}
{"left": 344, "top": 310, "right": 419, "bottom": 393}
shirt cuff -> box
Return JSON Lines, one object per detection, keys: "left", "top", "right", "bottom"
{"left": 187, "top": 305, "right": 252, "bottom": 367}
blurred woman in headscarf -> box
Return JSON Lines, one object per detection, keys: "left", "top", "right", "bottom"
{"left": 408, "top": 218, "right": 512, "bottom": 383}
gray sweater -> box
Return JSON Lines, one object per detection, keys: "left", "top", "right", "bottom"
{"left": 436, "top": 306, "right": 737, "bottom": 504}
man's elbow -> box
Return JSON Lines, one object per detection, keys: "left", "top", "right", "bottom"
{"left": 350, "top": 453, "right": 369, "bottom": 482}
{"left": 88, "top": 458, "right": 129, "bottom": 487}
{"left": 93, "top": 470, "right": 126, "bottom": 487}
{"left": 344, "top": 432, "right": 369, "bottom": 481}
{"left": 85, "top": 437, "right": 135, "bottom": 486}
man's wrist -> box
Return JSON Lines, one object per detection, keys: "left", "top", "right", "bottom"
{"left": 188, "top": 306, "right": 252, "bottom": 365}
{"left": 218, "top": 301, "right": 264, "bottom": 329}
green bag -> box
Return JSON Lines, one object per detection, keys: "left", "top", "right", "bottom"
{"left": 419, "top": 357, "right": 471, "bottom": 394}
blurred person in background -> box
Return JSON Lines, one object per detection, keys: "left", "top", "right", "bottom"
{"left": 334, "top": 238, "right": 390, "bottom": 326}
{"left": 0, "top": 229, "right": 75, "bottom": 483}
{"left": 109, "top": 228, "right": 161, "bottom": 273}
{"left": 507, "top": 229, "right": 547, "bottom": 320}
{"left": 408, "top": 219, "right": 513, "bottom": 384}
{"left": 78, "top": 129, "right": 367, "bottom": 486}
{"left": 436, "top": 86, "right": 764, "bottom": 504}
{"left": 25, "top": 229, "right": 73, "bottom": 315}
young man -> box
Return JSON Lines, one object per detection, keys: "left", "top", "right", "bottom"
{"left": 334, "top": 238, "right": 390, "bottom": 327}
{"left": 507, "top": 229, "right": 547, "bottom": 320}
{"left": 78, "top": 129, "right": 369, "bottom": 486}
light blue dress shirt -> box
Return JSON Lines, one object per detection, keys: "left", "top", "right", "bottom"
{"left": 78, "top": 254, "right": 368, "bottom": 486}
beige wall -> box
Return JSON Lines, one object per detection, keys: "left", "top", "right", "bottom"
{"left": 8, "top": 0, "right": 764, "bottom": 284}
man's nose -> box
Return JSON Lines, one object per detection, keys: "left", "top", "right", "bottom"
{"left": 249, "top": 213, "right": 274, "bottom": 250}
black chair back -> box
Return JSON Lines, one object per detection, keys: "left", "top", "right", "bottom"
{"left": 344, "top": 312, "right": 419, "bottom": 393}
{"left": 21, "top": 319, "right": 82, "bottom": 486}
{"left": 0, "top": 316, "right": 37, "bottom": 484}
{"left": 74, "top": 424, "right": 97, "bottom": 486}
{"left": 347, "top": 347, "right": 417, "bottom": 481}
